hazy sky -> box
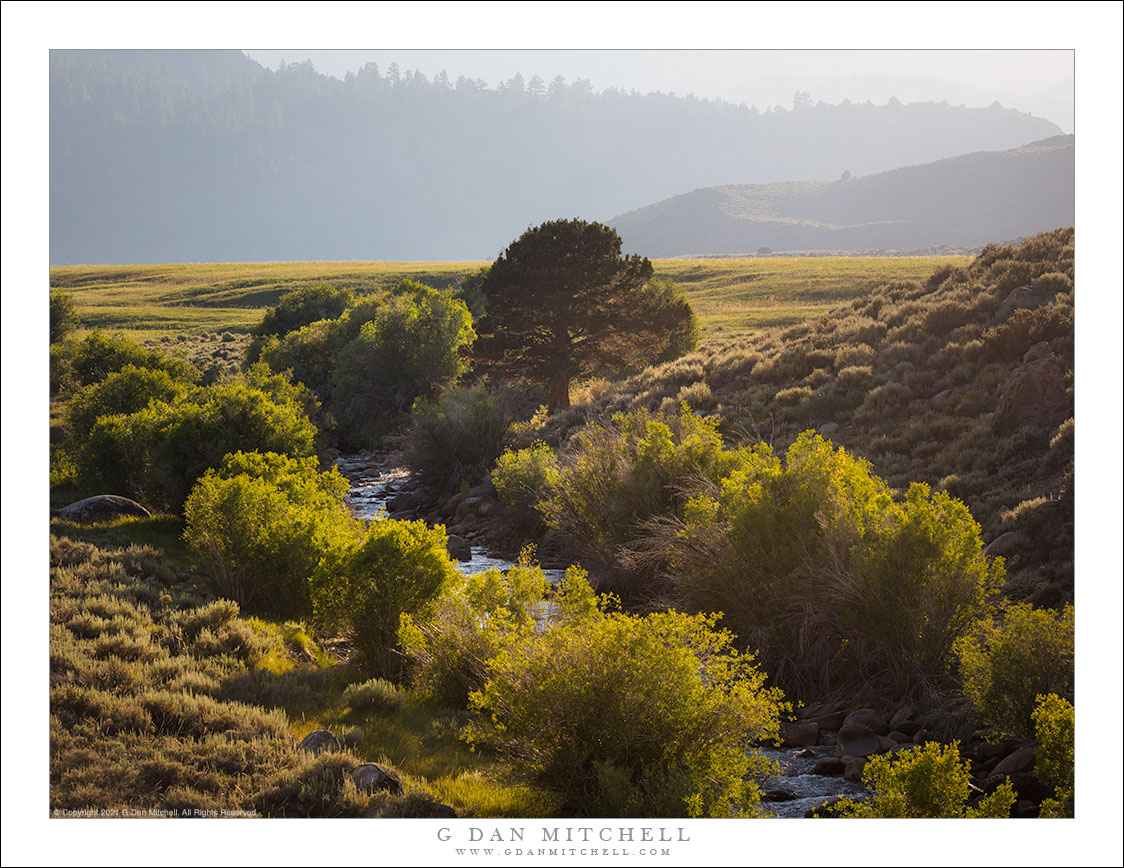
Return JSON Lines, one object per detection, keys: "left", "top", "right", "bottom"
{"left": 243, "top": 48, "right": 1072, "bottom": 94}
{"left": 243, "top": 49, "right": 1075, "bottom": 130}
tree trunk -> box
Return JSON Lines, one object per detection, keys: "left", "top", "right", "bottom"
{"left": 548, "top": 375, "right": 571, "bottom": 413}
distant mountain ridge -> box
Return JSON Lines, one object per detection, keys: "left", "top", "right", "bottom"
{"left": 50, "top": 50, "right": 1063, "bottom": 264}
{"left": 611, "top": 136, "right": 1074, "bottom": 256}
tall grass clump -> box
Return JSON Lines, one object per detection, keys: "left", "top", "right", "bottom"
{"left": 404, "top": 385, "right": 519, "bottom": 491}
{"left": 534, "top": 406, "right": 739, "bottom": 577}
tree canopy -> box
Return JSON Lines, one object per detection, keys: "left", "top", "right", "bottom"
{"left": 474, "top": 219, "right": 694, "bottom": 411}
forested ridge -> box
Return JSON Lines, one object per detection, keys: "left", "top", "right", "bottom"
{"left": 50, "top": 49, "right": 1060, "bottom": 264}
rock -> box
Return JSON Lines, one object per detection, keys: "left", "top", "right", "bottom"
{"left": 297, "top": 730, "right": 340, "bottom": 755}
{"left": 54, "top": 495, "right": 151, "bottom": 523}
{"left": 977, "top": 756, "right": 1000, "bottom": 773}
{"left": 1005, "top": 772, "right": 1051, "bottom": 804}
{"left": 812, "top": 757, "right": 846, "bottom": 776}
{"left": 793, "top": 748, "right": 817, "bottom": 759}
{"left": 818, "top": 422, "right": 840, "bottom": 437}
{"left": 805, "top": 796, "right": 852, "bottom": 818}
{"left": 887, "top": 730, "right": 912, "bottom": 743}
{"left": 446, "top": 534, "right": 473, "bottom": 561}
{"left": 387, "top": 492, "right": 419, "bottom": 512}
{"left": 837, "top": 723, "right": 881, "bottom": 758}
{"left": 781, "top": 721, "right": 820, "bottom": 747}
{"left": 984, "top": 531, "right": 1019, "bottom": 558}
{"left": 807, "top": 711, "right": 846, "bottom": 731}
{"left": 1000, "top": 285, "right": 1056, "bottom": 316}
{"left": 993, "top": 747, "right": 1036, "bottom": 776}
{"left": 876, "top": 735, "right": 898, "bottom": 753}
{"left": 763, "top": 787, "right": 797, "bottom": 802}
{"left": 929, "top": 387, "right": 959, "bottom": 410}
{"left": 994, "top": 347, "right": 1070, "bottom": 434}
{"left": 913, "top": 729, "right": 940, "bottom": 745}
{"left": 352, "top": 762, "right": 404, "bottom": 797}
{"left": 1023, "top": 341, "right": 1055, "bottom": 364}
{"left": 468, "top": 481, "right": 496, "bottom": 499}
{"left": 842, "top": 708, "right": 889, "bottom": 736}
{"left": 843, "top": 756, "right": 868, "bottom": 783}
{"left": 977, "top": 740, "right": 1014, "bottom": 763}
{"left": 887, "top": 742, "right": 919, "bottom": 756}
{"left": 889, "top": 706, "right": 915, "bottom": 730}
{"left": 365, "top": 793, "right": 457, "bottom": 818}
{"left": 894, "top": 720, "right": 922, "bottom": 738}
{"left": 439, "top": 497, "right": 460, "bottom": 519}
{"left": 1015, "top": 800, "right": 1039, "bottom": 819}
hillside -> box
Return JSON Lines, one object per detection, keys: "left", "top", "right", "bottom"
{"left": 528, "top": 229, "right": 1074, "bottom": 608}
{"left": 612, "top": 136, "right": 1074, "bottom": 255}
{"left": 49, "top": 50, "right": 1061, "bottom": 264}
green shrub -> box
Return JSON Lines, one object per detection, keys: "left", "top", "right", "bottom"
{"left": 1033, "top": 693, "right": 1074, "bottom": 817}
{"left": 464, "top": 581, "right": 786, "bottom": 817}
{"left": 255, "top": 283, "right": 354, "bottom": 337}
{"left": 399, "top": 552, "right": 553, "bottom": 707}
{"left": 331, "top": 281, "right": 475, "bottom": 445}
{"left": 669, "top": 432, "right": 1003, "bottom": 697}
{"left": 492, "top": 441, "right": 559, "bottom": 510}
{"left": 257, "top": 319, "right": 340, "bottom": 399}
{"left": 955, "top": 602, "right": 1074, "bottom": 741}
{"left": 55, "top": 330, "right": 196, "bottom": 393}
{"left": 343, "top": 678, "right": 405, "bottom": 713}
{"left": 64, "top": 364, "right": 186, "bottom": 442}
{"left": 312, "top": 518, "right": 460, "bottom": 678}
{"left": 638, "top": 278, "right": 700, "bottom": 366}
{"left": 675, "top": 380, "right": 715, "bottom": 411}
{"left": 404, "top": 385, "right": 517, "bottom": 491}
{"left": 50, "top": 288, "right": 79, "bottom": 343}
{"left": 184, "top": 452, "right": 354, "bottom": 618}
{"left": 774, "top": 385, "right": 813, "bottom": 406}
{"left": 980, "top": 306, "right": 1073, "bottom": 363}
{"left": 83, "top": 382, "right": 319, "bottom": 512}
{"left": 834, "top": 742, "right": 1015, "bottom": 818}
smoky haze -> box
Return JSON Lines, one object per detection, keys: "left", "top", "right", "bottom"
{"left": 244, "top": 49, "right": 1075, "bottom": 132}
{"left": 50, "top": 49, "right": 1066, "bottom": 264}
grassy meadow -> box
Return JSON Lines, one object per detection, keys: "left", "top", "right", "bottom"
{"left": 51, "top": 256, "right": 971, "bottom": 343}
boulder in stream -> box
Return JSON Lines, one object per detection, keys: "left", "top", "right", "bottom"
{"left": 446, "top": 534, "right": 472, "bottom": 561}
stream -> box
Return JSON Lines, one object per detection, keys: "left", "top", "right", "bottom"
{"left": 336, "top": 452, "right": 565, "bottom": 580}
{"left": 753, "top": 745, "right": 866, "bottom": 818}
{"left": 336, "top": 451, "right": 866, "bottom": 817}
